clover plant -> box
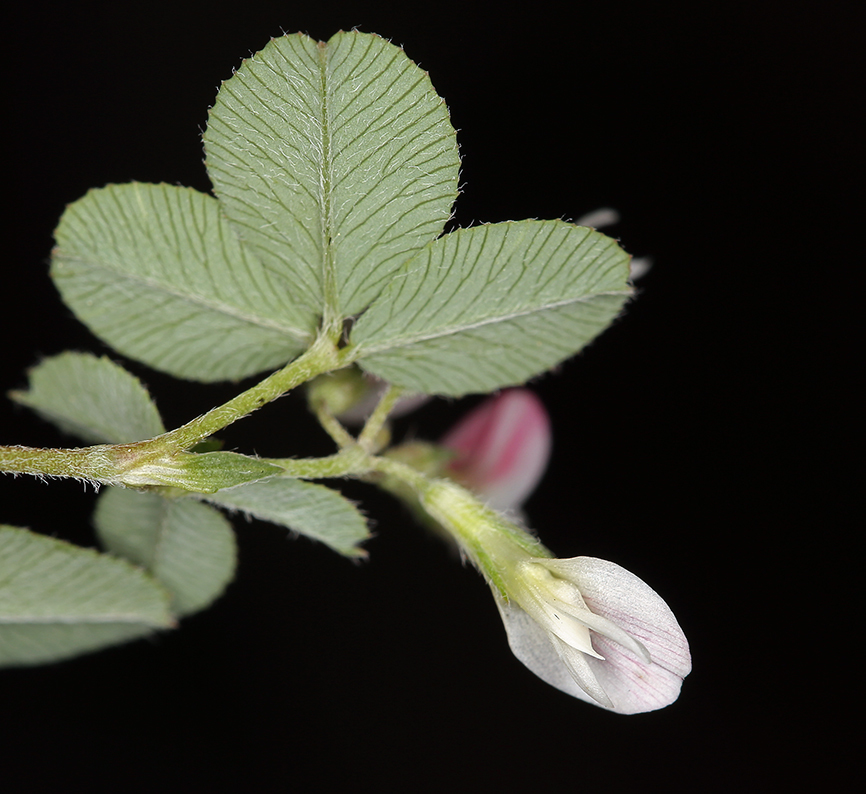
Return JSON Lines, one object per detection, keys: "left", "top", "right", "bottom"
{"left": 0, "top": 32, "right": 689, "bottom": 712}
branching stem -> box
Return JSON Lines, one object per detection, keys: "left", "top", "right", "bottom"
{"left": 0, "top": 333, "right": 358, "bottom": 485}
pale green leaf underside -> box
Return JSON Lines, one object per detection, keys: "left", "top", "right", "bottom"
{"left": 51, "top": 182, "right": 314, "bottom": 382}
{"left": 350, "top": 221, "right": 633, "bottom": 396}
{"left": 204, "top": 477, "right": 369, "bottom": 558}
{"left": 204, "top": 30, "right": 459, "bottom": 320}
{"left": 94, "top": 489, "right": 236, "bottom": 617}
{"left": 0, "top": 525, "right": 172, "bottom": 667}
{"left": 10, "top": 352, "right": 164, "bottom": 444}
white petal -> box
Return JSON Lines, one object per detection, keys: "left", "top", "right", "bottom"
{"left": 555, "top": 598, "right": 651, "bottom": 664}
{"left": 629, "top": 256, "right": 652, "bottom": 280}
{"left": 518, "top": 569, "right": 604, "bottom": 658}
{"left": 494, "top": 596, "right": 607, "bottom": 708}
{"left": 520, "top": 590, "right": 603, "bottom": 659}
{"left": 550, "top": 635, "right": 613, "bottom": 709}
{"left": 575, "top": 207, "right": 620, "bottom": 228}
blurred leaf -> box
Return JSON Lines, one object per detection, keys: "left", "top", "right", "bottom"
{"left": 51, "top": 182, "right": 314, "bottom": 382}
{"left": 94, "top": 489, "right": 236, "bottom": 617}
{"left": 0, "top": 525, "right": 172, "bottom": 667}
{"left": 10, "top": 352, "right": 164, "bottom": 444}
{"left": 350, "top": 221, "right": 632, "bottom": 396}
{"left": 204, "top": 477, "right": 369, "bottom": 557}
{"left": 204, "top": 30, "right": 459, "bottom": 319}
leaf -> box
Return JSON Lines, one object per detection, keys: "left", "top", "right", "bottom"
{"left": 204, "top": 30, "right": 459, "bottom": 320}
{"left": 50, "top": 182, "right": 315, "bottom": 382}
{"left": 204, "top": 477, "right": 370, "bottom": 558}
{"left": 93, "top": 489, "right": 236, "bottom": 617}
{"left": 9, "top": 352, "right": 165, "bottom": 444}
{"left": 0, "top": 525, "right": 173, "bottom": 667}
{"left": 349, "top": 221, "right": 633, "bottom": 396}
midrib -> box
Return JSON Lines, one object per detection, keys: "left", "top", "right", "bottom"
{"left": 317, "top": 43, "right": 340, "bottom": 329}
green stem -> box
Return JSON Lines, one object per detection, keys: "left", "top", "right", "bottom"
{"left": 0, "top": 333, "right": 357, "bottom": 485}
{"left": 357, "top": 384, "right": 403, "bottom": 452}
{"left": 366, "top": 454, "right": 550, "bottom": 596}
{"left": 263, "top": 447, "right": 371, "bottom": 479}
{"left": 163, "top": 333, "right": 349, "bottom": 450}
{"left": 0, "top": 444, "right": 120, "bottom": 482}
{"left": 367, "top": 454, "right": 432, "bottom": 493}
{"left": 310, "top": 400, "right": 356, "bottom": 449}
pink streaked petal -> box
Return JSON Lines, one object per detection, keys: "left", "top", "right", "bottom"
{"left": 441, "top": 390, "right": 551, "bottom": 512}
{"left": 545, "top": 556, "right": 692, "bottom": 713}
{"left": 585, "top": 633, "right": 686, "bottom": 715}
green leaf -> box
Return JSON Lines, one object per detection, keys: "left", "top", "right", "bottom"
{"left": 204, "top": 477, "right": 370, "bottom": 558}
{"left": 122, "top": 451, "right": 284, "bottom": 493}
{"left": 349, "top": 221, "right": 633, "bottom": 396}
{"left": 50, "top": 182, "right": 315, "bottom": 382}
{"left": 93, "top": 489, "right": 236, "bottom": 617}
{"left": 0, "top": 525, "right": 173, "bottom": 667}
{"left": 204, "top": 31, "right": 459, "bottom": 320}
{"left": 9, "top": 352, "right": 164, "bottom": 444}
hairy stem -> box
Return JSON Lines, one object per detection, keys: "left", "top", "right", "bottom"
{"left": 263, "top": 447, "right": 371, "bottom": 479}
{"left": 0, "top": 444, "right": 120, "bottom": 483}
{"left": 163, "top": 333, "right": 349, "bottom": 450}
{"left": 356, "top": 384, "right": 403, "bottom": 452}
{"left": 1, "top": 333, "right": 357, "bottom": 485}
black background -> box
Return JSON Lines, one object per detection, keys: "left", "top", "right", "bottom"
{"left": 2, "top": 1, "right": 858, "bottom": 791}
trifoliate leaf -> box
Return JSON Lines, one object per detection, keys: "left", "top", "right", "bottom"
{"left": 51, "top": 182, "right": 315, "bottom": 382}
{"left": 9, "top": 352, "right": 164, "bottom": 444}
{"left": 204, "top": 30, "right": 459, "bottom": 320}
{"left": 93, "top": 489, "right": 236, "bottom": 617}
{"left": 349, "top": 221, "right": 633, "bottom": 396}
{"left": 204, "top": 477, "right": 369, "bottom": 558}
{"left": 0, "top": 525, "right": 173, "bottom": 667}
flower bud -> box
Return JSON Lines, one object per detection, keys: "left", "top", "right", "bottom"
{"left": 420, "top": 478, "right": 690, "bottom": 713}
{"left": 440, "top": 389, "right": 551, "bottom": 512}
{"left": 309, "top": 368, "right": 431, "bottom": 425}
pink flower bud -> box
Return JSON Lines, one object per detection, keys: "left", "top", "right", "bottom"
{"left": 441, "top": 389, "right": 551, "bottom": 512}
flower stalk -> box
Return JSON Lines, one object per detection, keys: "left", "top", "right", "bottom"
{"left": 377, "top": 390, "right": 691, "bottom": 714}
